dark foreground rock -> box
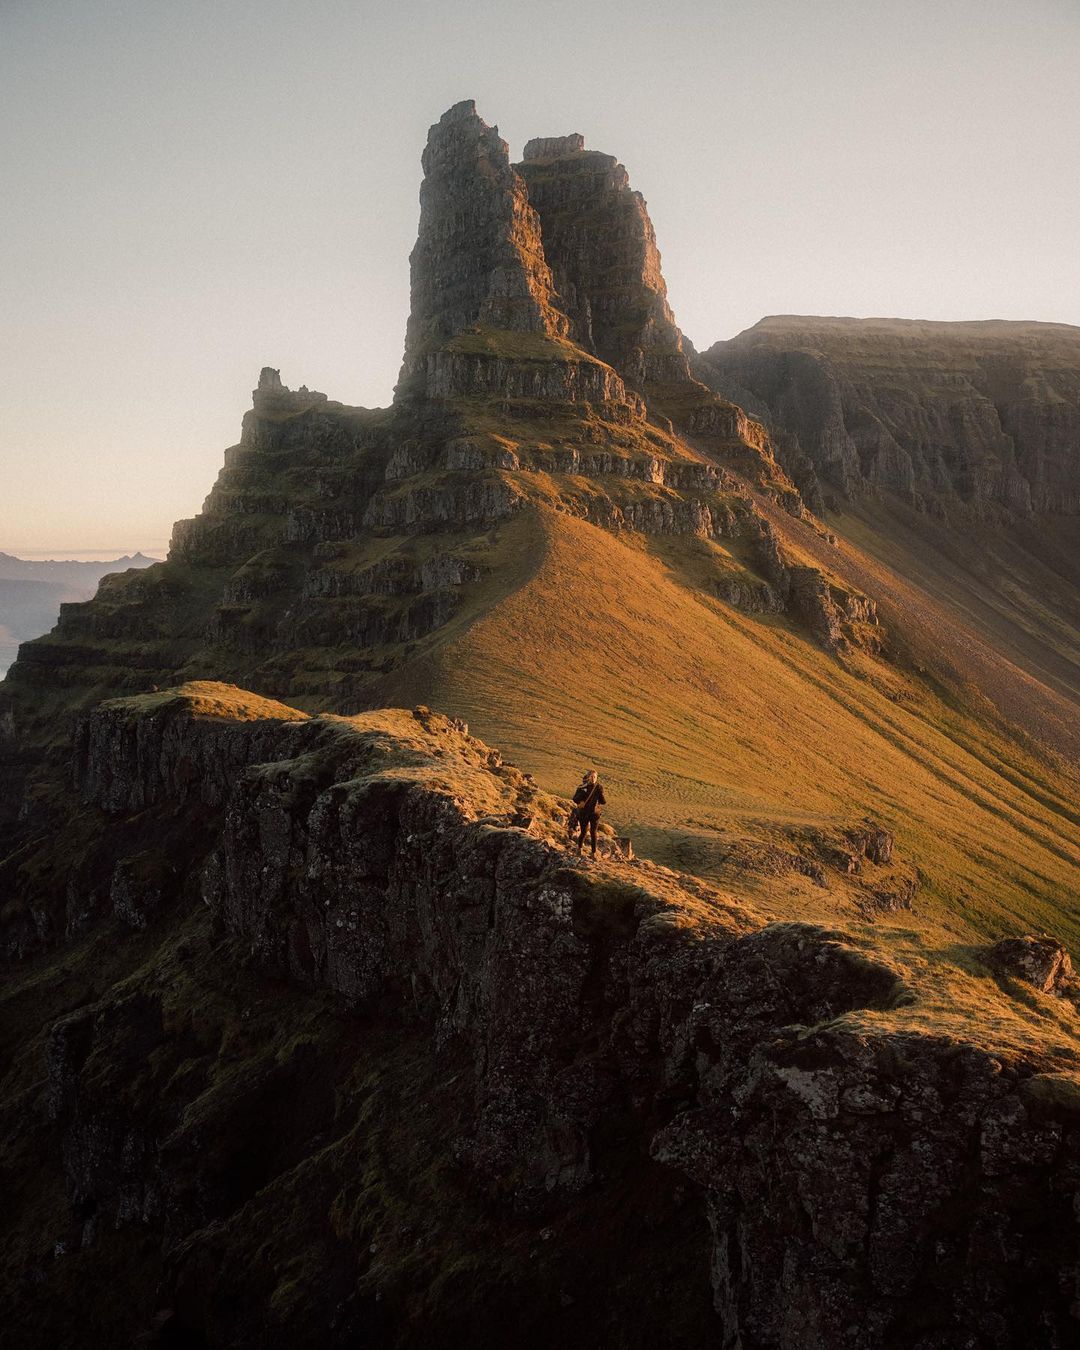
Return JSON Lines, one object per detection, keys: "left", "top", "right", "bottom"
{"left": 3, "top": 684, "right": 1077, "bottom": 1349}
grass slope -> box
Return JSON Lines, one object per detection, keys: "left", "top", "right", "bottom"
{"left": 382, "top": 505, "right": 1080, "bottom": 1057}
{"left": 838, "top": 498, "right": 1080, "bottom": 705}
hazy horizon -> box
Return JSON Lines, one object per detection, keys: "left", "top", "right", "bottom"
{"left": 0, "top": 546, "right": 168, "bottom": 562}
{"left": 3, "top": 0, "right": 1079, "bottom": 551}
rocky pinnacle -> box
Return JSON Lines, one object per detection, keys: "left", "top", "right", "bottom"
{"left": 518, "top": 135, "right": 692, "bottom": 389}
{"left": 397, "top": 100, "right": 570, "bottom": 395}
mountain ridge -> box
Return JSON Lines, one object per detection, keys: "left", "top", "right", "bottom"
{"left": 697, "top": 314, "right": 1080, "bottom": 518}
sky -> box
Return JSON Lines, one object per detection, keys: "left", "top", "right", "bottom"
{"left": 2, "top": 0, "right": 1078, "bottom": 554}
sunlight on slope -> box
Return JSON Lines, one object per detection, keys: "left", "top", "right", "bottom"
{"left": 401, "top": 508, "right": 1079, "bottom": 966}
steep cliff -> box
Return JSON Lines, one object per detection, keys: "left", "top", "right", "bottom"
{"left": 698, "top": 316, "right": 1080, "bottom": 518}
{"left": 516, "top": 134, "right": 801, "bottom": 501}
{"left": 696, "top": 317, "right": 1080, "bottom": 714}
{"left": 517, "top": 135, "right": 691, "bottom": 388}
{"left": 3, "top": 686, "right": 1078, "bottom": 1348}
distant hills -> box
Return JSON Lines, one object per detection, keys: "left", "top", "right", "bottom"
{"left": 0, "top": 551, "right": 157, "bottom": 674}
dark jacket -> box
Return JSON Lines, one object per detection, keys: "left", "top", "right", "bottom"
{"left": 573, "top": 781, "right": 606, "bottom": 820}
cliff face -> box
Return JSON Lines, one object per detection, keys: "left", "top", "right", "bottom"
{"left": 698, "top": 317, "right": 1080, "bottom": 518}
{"left": 397, "top": 101, "right": 573, "bottom": 399}
{"left": 515, "top": 135, "right": 805, "bottom": 502}
{"left": 3, "top": 685, "right": 1077, "bottom": 1348}
{"left": 517, "top": 136, "right": 691, "bottom": 388}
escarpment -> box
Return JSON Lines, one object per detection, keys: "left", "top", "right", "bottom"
{"left": 698, "top": 316, "right": 1080, "bottom": 520}
{"left": 4, "top": 686, "right": 1079, "bottom": 1348}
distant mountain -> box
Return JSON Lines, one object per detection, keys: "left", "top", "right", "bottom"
{"left": 0, "top": 550, "right": 158, "bottom": 584}
{"left": 0, "top": 552, "right": 158, "bottom": 675}
{"left": 696, "top": 315, "right": 1080, "bottom": 518}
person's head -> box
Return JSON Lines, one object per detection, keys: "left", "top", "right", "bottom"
{"left": 583, "top": 769, "right": 597, "bottom": 785}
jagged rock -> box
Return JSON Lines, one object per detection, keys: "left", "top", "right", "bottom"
{"left": 522, "top": 134, "right": 586, "bottom": 161}
{"left": 749, "top": 520, "right": 879, "bottom": 652}
{"left": 71, "top": 684, "right": 311, "bottom": 813}
{"left": 517, "top": 137, "right": 691, "bottom": 387}
{"left": 418, "top": 345, "right": 640, "bottom": 412}
{"left": 384, "top": 440, "right": 430, "bottom": 480}
{"left": 654, "top": 1019, "right": 1078, "bottom": 1348}
{"left": 590, "top": 496, "right": 734, "bottom": 540}
{"left": 514, "top": 134, "right": 803, "bottom": 508}
{"left": 847, "top": 821, "right": 894, "bottom": 865}
{"left": 988, "top": 935, "right": 1076, "bottom": 995}
{"left": 284, "top": 506, "right": 359, "bottom": 544}
{"left": 45, "top": 690, "right": 1080, "bottom": 1347}
{"left": 362, "top": 477, "right": 522, "bottom": 531}
{"left": 398, "top": 100, "right": 570, "bottom": 398}
{"left": 713, "top": 575, "right": 785, "bottom": 614}
{"left": 251, "top": 368, "right": 328, "bottom": 421}
{"left": 418, "top": 552, "right": 482, "bottom": 589}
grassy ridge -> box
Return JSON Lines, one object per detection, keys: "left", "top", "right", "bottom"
{"left": 381, "top": 505, "right": 1080, "bottom": 1058}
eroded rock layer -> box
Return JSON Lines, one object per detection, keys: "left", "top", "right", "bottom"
{"left": 698, "top": 316, "right": 1080, "bottom": 518}
{"left": 517, "top": 137, "right": 691, "bottom": 387}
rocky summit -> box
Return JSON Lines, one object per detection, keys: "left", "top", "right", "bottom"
{"left": 2, "top": 102, "right": 1080, "bottom": 1350}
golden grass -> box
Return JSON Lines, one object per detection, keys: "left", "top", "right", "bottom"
{"left": 383, "top": 505, "right": 1080, "bottom": 1061}
{"left": 102, "top": 680, "right": 310, "bottom": 724}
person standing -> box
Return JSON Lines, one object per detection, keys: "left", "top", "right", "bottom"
{"left": 571, "top": 769, "right": 606, "bottom": 858}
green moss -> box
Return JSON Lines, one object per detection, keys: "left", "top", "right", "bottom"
{"left": 445, "top": 326, "right": 598, "bottom": 364}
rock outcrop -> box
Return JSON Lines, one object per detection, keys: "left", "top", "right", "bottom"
{"left": 517, "top": 136, "right": 691, "bottom": 388}
{"left": 7, "top": 685, "right": 1076, "bottom": 1348}
{"left": 988, "top": 936, "right": 1078, "bottom": 999}
{"left": 2, "top": 103, "right": 865, "bottom": 862}
{"left": 515, "top": 133, "right": 809, "bottom": 509}
{"left": 697, "top": 316, "right": 1080, "bottom": 518}
{"left": 399, "top": 101, "right": 570, "bottom": 381}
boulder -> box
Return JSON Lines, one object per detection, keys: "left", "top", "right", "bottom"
{"left": 988, "top": 935, "right": 1076, "bottom": 994}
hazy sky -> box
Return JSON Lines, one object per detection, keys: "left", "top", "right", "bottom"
{"left": 2, "top": 0, "right": 1078, "bottom": 553}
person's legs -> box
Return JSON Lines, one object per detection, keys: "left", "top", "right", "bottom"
{"left": 576, "top": 814, "right": 587, "bottom": 853}
{"left": 589, "top": 816, "right": 598, "bottom": 856}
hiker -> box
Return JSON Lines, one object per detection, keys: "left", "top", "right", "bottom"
{"left": 569, "top": 769, "right": 606, "bottom": 857}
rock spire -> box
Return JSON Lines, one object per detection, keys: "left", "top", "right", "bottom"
{"left": 517, "top": 137, "right": 692, "bottom": 390}
{"left": 398, "top": 100, "right": 570, "bottom": 396}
